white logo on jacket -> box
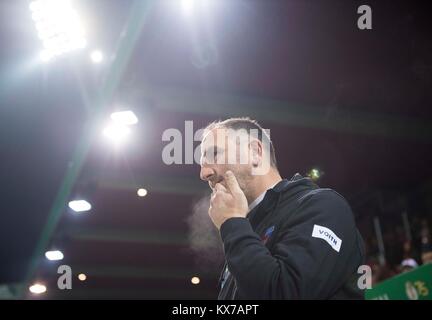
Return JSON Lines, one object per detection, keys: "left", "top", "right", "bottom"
{"left": 311, "top": 224, "right": 342, "bottom": 252}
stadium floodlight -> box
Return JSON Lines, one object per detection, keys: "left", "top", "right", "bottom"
{"left": 29, "top": 283, "right": 47, "bottom": 294}
{"left": 68, "top": 199, "right": 92, "bottom": 213}
{"left": 102, "top": 123, "right": 131, "bottom": 145}
{"left": 182, "top": 0, "right": 195, "bottom": 16}
{"left": 45, "top": 250, "right": 64, "bottom": 261}
{"left": 191, "top": 276, "right": 200, "bottom": 285}
{"left": 137, "top": 188, "right": 148, "bottom": 197}
{"left": 90, "top": 50, "right": 103, "bottom": 64}
{"left": 29, "top": 0, "right": 87, "bottom": 62}
{"left": 308, "top": 168, "right": 324, "bottom": 181}
{"left": 110, "top": 110, "right": 138, "bottom": 126}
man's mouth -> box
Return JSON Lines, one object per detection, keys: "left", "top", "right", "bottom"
{"left": 209, "top": 178, "right": 224, "bottom": 190}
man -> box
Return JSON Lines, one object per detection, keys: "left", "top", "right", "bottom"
{"left": 199, "top": 117, "right": 365, "bottom": 299}
{"left": 400, "top": 258, "right": 418, "bottom": 273}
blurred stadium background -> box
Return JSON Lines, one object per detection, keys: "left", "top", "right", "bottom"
{"left": 0, "top": 0, "right": 431, "bottom": 299}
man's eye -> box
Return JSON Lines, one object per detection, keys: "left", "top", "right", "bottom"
{"left": 205, "top": 149, "right": 218, "bottom": 163}
{"left": 206, "top": 148, "right": 217, "bottom": 158}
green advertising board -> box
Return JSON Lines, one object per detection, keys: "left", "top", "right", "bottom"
{"left": 366, "top": 263, "right": 432, "bottom": 300}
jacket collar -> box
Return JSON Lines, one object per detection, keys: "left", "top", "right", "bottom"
{"left": 247, "top": 173, "right": 311, "bottom": 228}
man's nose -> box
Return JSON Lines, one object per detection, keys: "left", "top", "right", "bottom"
{"left": 200, "top": 166, "right": 215, "bottom": 182}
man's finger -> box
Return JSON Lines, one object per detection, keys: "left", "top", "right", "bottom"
{"left": 224, "top": 171, "right": 243, "bottom": 195}
{"left": 214, "top": 183, "right": 228, "bottom": 193}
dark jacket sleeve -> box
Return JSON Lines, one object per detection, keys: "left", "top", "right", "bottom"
{"left": 220, "top": 190, "right": 364, "bottom": 299}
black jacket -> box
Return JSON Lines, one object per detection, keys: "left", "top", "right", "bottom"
{"left": 217, "top": 173, "right": 365, "bottom": 300}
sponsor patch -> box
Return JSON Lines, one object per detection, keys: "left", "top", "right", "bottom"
{"left": 312, "top": 224, "right": 342, "bottom": 252}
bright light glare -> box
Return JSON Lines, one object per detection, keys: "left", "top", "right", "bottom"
{"left": 78, "top": 273, "right": 87, "bottom": 281}
{"left": 29, "top": 283, "right": 47, "bottom": 294}
{"left": 191, "top": 276, "right": 200, "bottom": 285}
{"left": 68, "top": 200, "right": 92, "bottom": 212}
{"left": 137, "top": 188, "right": 148, "bottom": 197}
{"left": 45, "top": 250, "right": 64, "bottom": 261}
{"left": 182, "top": 0, "right": 195, "bottom": 16}
{"left": 39, "top": 50, "right": 53, "bottom": 62}
{"left": 30, "top": 0, "right": 86, "bottom": 61}
{"left": 110, "top": 110, "right": 138, "bottom": 125}
{"left": 308, "top": 168, "right": 323, "bottom": 181}
{"left": 103, "top": 123, "right": 131, "bottom": 144}
{"left": 90, "top": 50, "right": 103, "bottom": 63}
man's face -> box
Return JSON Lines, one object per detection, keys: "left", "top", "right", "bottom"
{"left": 199, "top": 128, "right": 253, "bottom": 195}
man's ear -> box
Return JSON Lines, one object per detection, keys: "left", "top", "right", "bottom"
{"left": 249, "top": 140, "right": 262, "bottom": 167}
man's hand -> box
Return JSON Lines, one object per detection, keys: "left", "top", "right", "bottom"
{"left": 209, "top": 171, "right": 248, "bottom": 229}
